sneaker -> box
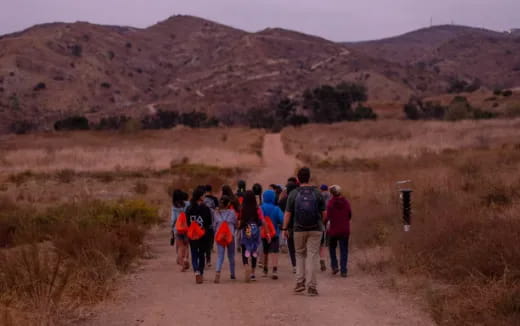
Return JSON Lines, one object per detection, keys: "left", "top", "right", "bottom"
{"left": 195, "top": 274, "right": 203, "bottom": 284}
{"left": 230, "top": 275, "right": 236, "bottom": 280}
{"left": 341, "top": 272, "right": 348, "bottom": 278}
{"left": 250, "top": 274, "right": 256, "bottom": 281}
{"left": 294, "top": 282, "right": 306, "bottom": 293}
{"left": 182, "top": 261, "right": 190, "bottom": 272}
{"left": 214, "top": 272, "right": 220, "bottom": 284}
{"left": 271, "top": 272, "right": 278, "bottom": 280}
{"left": 332, "top": 268, "right": 339, "bottom": 275}
{"left": 292, "top": 267, "right": 296, "bottom": 274}
{"left": 308, "top": 287, "right": 319, "bottom": 296}
{"left": 320, "top": 260, "right": 326, "bottom": 272}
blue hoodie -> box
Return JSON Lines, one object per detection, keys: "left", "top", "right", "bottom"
{"left": 260, "top": 190, "right": 284, "bottom": 237}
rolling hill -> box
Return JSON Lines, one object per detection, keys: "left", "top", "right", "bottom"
{"left": 0, "top": 16, "right": 519, "bottom": 133}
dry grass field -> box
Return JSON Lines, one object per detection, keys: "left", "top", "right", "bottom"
{"left": 0, "top": 127, "right": 263, "bottom": 325}
{"left": 282, "top": 119, "right": 520, "bottom": 326}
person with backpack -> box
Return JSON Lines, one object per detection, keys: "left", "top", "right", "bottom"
{"left": 278, "top": 181, "right": 299, "bottom": 273}
{"left": 260, "top": 189, "right": 284, "bottom": 280}
{"left": 236, "top": 180, "right": 247, "bottom": 199}
{"left": 171, "top": 189, "right": 190, "bottom": 271}
{"left": 282, "top": 167, "right": 326, "bottom": 296}
{"left": 239, "top": 190, "right": 264, "bottom": 282}
{"left": 213, "top": 196, "right": 238, "bottom": 283}
{"left": 186, "top": 187, "right": 213, "bottom": 284}
{"left": 325, "top": 185, "right": 352, "bottom": 277}
{"left": 319, "top": 184, "right": 332, "bottom": 272}
{"left": 222, "top": 184, "right": 242, "bottom": 253}
{"left": 203, "top": 185, "right": 218, "bottom": 268}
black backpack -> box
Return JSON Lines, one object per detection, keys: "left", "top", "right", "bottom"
{"left": 294, "top": 187, "right": 321, "bottom": 230}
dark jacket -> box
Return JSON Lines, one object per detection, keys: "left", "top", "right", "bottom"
{"left": 325, "top": 196, "right": 352, "bottom": 237}
{"left": 185, "top": 202, "right": 213, "bottom": 248}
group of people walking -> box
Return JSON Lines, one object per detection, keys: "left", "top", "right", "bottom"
{"left": 170, "top": 167, "right": 352, "bottom": 296}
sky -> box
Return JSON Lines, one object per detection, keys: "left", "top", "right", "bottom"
{"left": 1, "top": 0, "right": 519, "bottom": 41}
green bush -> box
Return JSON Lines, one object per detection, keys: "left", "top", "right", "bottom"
{"left": 54, "top": 116, "right": 90, "bottom": 131}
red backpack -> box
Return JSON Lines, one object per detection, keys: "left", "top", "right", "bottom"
{"left": 215, "top": 221, "right": 233, "bottom": 247}
{"left": 175, "top": 212, "right": 188, "bottom": 235}
{"left": 187, "top": 222, "right": 205, "bottom": 240}
{"left": 261, "top": 216, "right": 276, "bottom": 240}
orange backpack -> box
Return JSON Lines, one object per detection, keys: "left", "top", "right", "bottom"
{"left": 261, "top": 216, "right": 276, "bottom": 240}
{"left": 187, "top": 221, "right": 206, "bottom": 240}
{"left": 175, "top": 212, "right": 188, "bottom": 235}
{"left": 215, "top": 221, "right": 233, "bottom": 247}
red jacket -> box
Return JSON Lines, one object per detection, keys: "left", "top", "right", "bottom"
{"left": 326, "top": 196, "right": 352, "bottom": 237}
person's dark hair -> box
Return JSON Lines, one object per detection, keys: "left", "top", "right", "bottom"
{"left": 286, "top": 181, "right": 298, "bottom": 195}
{"left": 252, "top": 183, "right": 262, "bottom": 196}
{"left": 297, "top": 167, "right": 311, "bottom": 184}
{"left": 237, "top": 180, "right": 246, "bottom": 192}
{"left": 190, "top": 187, "right": 206, "bottom": 206}
{"left": 220, "top": 195, "right": 231, "bottom": 209}
{"left": 172, "top": 189, "right": 187, "bottom": 207}
{"left": 222, "top": 185, "right": 235, "bottom": 198}
{"left": 239, "top": 191, "right": 260, "bottom": 229}
{"left": 222, "top": 184, "right": 240, "bottom": 210}
{"left": 287, "top": 177, "right": 297, "bottom": 184}
{"left": 205, "top": 184, "right": 213, "bottom": 193}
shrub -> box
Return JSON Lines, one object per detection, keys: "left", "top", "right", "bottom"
{"left": 9, "top": 120, "right": 35, "bottom": 134}
{"left": 70, "top": 44, "right": 82, "bottom": 57}
{"left": 353, "top": 105, "right": 377, "bottom": 120}
{"left": 96, "top": 115, "right": 131, "bottom": 130}
{"left": 302, "top": 82, "right": 369, "bottom": 123}
{"left": 54, "top": 116, "right": 90, "bottom": 131}
{"left": 503, "top": 89, "right": 513, "bottom": 97}
{"left": 33, "top": 82, "right": 46, "bottom": 91}
{"left": 505, "top": 102, "right": 520, "bottom": 117}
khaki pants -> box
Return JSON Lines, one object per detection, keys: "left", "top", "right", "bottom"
{"left": 294, "top": 231, "right": 322, "bottom": 289}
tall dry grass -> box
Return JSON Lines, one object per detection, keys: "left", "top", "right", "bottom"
{"left": 0, "top": 127, "right": 264, "bottom": 174}
{"left": 0, "top": 198, "right": 161, "bottom": 325}
{"left": 283, "top": 120, "right": 520, "bottom": 326}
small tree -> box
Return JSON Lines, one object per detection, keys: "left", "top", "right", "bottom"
{"left": 54, "top": 116, "right": 90, "bottom": 131}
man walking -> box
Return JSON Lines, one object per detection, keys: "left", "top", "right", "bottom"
{"left": 282, "top": 167, "right": 326, "bottom": 296}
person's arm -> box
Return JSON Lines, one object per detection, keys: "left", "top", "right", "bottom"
{"left": 170, "top": 207, "right": 176, "bottom": 228}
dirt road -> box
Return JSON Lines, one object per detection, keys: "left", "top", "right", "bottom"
{"left": 81, "top": 134, "right": 434, "bottom": 326}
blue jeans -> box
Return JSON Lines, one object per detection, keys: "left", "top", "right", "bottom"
{"left": 216, "top": 239, "right": 236, "bottom": 277}
{"left": 190, "top": 244, "right": 206, "bottom": 275}
{"left": 329, "top": 235, "right": 349, "bottom": 274}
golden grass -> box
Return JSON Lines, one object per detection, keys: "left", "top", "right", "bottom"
{"left": 0, "top": 127, "right": 265, "bottom": 174}
{"left": 282, "top": 119, "right": 520, "bottom": 163}
{"left": 283, "top": 120, "right": 520, "bottom": 326}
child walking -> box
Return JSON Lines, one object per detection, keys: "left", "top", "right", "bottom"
{"left": 185, "top": 187, "right": 213, "bottom": 284}
{"left": 260, "top": 189, "right": 284, "bottom": 280}
{"left": 213, "top": 196, "right": 238, "bottom": 283}
{"left": 171, "top": 189, "right": 190, "bottom": 271}
{"left": 239, "top": 191, "right": 263, "bottom": 282}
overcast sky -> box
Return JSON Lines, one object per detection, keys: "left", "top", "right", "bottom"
{"left": 1, "top": 0, "right": 519, "bottom": 41}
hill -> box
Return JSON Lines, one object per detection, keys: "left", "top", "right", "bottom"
{"left": 349, "top": 25, "right": 520, "bottom": 90}
{"left": 0, "top": 17, "right": 519, "bottom": 133}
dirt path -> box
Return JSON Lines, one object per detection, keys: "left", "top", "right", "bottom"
{"left": 81, "top": 134, "right": 434, "bottom": 326}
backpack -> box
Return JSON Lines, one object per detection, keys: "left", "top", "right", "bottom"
{"left": 261, "top": 216, "right": 276, "bottom": 240}
{"left": 175, "top": 212, "right": 188, "bottom": 234}
{"left": 294, "top": 187, "right": 321, "bottom": 230}
{"left": 215, "top": 221, "right": 233, "bottom": 247}
{"left": 187, "top": 221, "right": 205, "bottom": 240}
{"left": 243, "top": 223, "right": 260, "bottom": 241}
